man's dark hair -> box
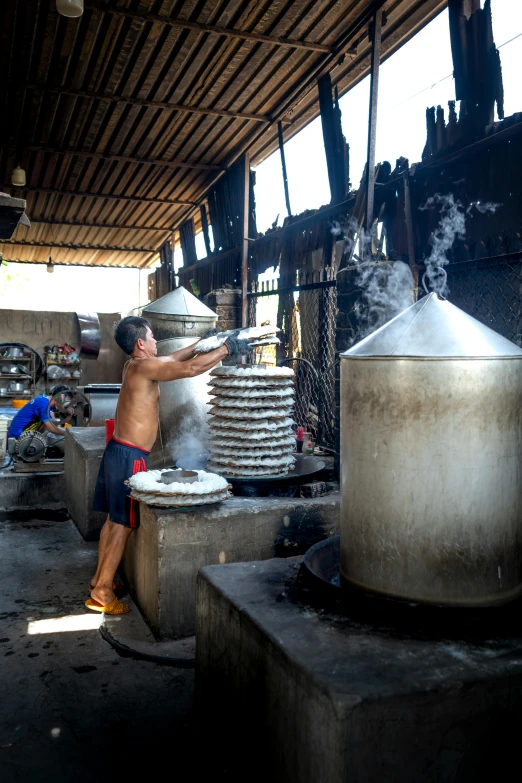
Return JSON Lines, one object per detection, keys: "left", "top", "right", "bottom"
{"left": 114, "top": 316, "right": 151, "bottom": 356}
{"left": 50, "top": 385, "right": 71, "bottom": 398}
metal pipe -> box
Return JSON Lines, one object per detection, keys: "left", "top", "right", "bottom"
{"left": 364, "top": 7, "right": 383, "bottom": 237}
{"left": 241, "top": 154, "right": 250, "bottom": 327}
{"left": 402, "top": 169, "right": 418, "bottom": 298}
{"left": 278, "top": 121, "right": 292, "bottom": 217}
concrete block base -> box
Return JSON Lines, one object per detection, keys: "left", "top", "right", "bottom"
{"left": 64, "top": 427, "right": 106, "bottom": 541}
{"left": 196, "top": 557, "right": 522, "bottom": 783}
{"left": 0, "top": 470, "right": 65, "bottom": 512}
{"left": 123, "top": 493, "right": 339, "bottom": 639}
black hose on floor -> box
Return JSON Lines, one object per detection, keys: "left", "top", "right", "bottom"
{"left": 99, "top": 624, "right": 195, "bottom": 668}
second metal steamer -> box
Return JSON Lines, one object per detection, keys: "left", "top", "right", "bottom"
{"left": 142, "top": 287, "right": 218, "bottom": 469}
{"left": 340, "top": 292, "right": 522, "bottom": 607}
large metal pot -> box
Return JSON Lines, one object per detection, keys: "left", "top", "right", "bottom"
{"left": 142, "top": 287, "right": 217, "bottom": 468}
{"left": 340, "top": 293, "right": 522, "bottom": 607}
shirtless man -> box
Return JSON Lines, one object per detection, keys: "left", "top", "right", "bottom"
{"left": 86, "top": 315, "right": 252, "bottom": 615}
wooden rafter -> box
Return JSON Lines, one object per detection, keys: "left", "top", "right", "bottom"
{"left": 24, "top": 84, "right": 269, "bottom": 123}
{"left": 88, "top": 2, "right": 334, "bottom": 53}
{"left": 5, "top": 186, "right": 196, "bottom": 207}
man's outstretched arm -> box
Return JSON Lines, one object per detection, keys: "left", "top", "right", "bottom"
{"left": 162, "top": 340, "right": 200, "bottom": 363}
{"left": 139, "top": 345, "right": 229, "bottom": 382}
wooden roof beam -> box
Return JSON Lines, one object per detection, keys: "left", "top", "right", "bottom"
{"left": 1, "top": 259, "right": 150, "bottom": 269}
{"left": 88, "top": 2, "right": 333, "bottom": 53}
{"left": 24, "top": 84, "right": 269, "bottom": 123}
{"left": 2, "top": 240, "right": 158, "bottom": 253}
{"left": 4, "top": 186, "right": 196, "bottom": 207}
{"left": 14, "top": 145, "right": 224, "bottom": 172}
{"left": 26, "top": 218, "right": 173, "bottom": 232}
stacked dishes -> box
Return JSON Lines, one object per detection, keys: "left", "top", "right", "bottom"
{"left": 207, "top": 365, "right": 296, "bottom": 477}
{"left": 194, "top": 325, "right": 281, "bottom": 354}
{"left": 127, "top": 469, "right": 231, "bottom": 507}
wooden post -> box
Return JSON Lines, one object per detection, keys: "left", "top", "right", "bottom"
{"left": 241, "top": 153, "right": 250, "bottom": 327}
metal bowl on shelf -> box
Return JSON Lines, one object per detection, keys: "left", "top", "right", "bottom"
{"left": 8, "top": 381, "right": 25, "bottom": 393}
{"left": 3, "top": 347, "right": 24, "bottom": 358}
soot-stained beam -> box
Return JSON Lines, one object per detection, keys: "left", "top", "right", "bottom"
{"left": 5, "top": 186, "right": 196, "bottom": 207}
{"left": 23, "top": 84, "right": 268, "bottom": 123}
{"left": 88, "top": 2, "right": 333, "bottom": 53}
{"left": 27, "top": 218, "right": 172, "bottom": 232}
{"left": 14, "top": 145, "right": 224, "bottom": 172}
{"left": 2, "top": 240, "right": 158, "bottom": 253}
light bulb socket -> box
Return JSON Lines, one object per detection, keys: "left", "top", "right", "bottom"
{"left": 11, "top": 165, "right": 26, "bottom": 187}
{"left": 56, "top": 0, "right": 84, "bottom": 18}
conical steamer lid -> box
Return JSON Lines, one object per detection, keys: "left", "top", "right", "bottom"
{"left": 142, "top": 286, "right": 216, "bottom": 319}
{"left": 342, "top": 292, "right": 522, "bottom": 359}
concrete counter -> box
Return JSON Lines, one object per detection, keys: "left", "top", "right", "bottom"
{"left": 64, "top": 427, "right": 106, "bottom": 541}
{"left": 196, "top": 557, "right": 522, "bottom": 783}
{"left": 0, "top": 469, "right": 65, "bottom": 513}
{"left": 123, "top": 493, "right": 340, "bottom": 640}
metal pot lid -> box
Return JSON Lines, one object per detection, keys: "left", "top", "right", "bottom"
{"left": 142, "top": 287, "right": 216, "bottom": 319}
{"left": 342, "top": 292, "right": 522, "bottom": 359}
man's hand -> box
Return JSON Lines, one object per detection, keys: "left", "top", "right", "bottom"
{"left": 224, "top": 332, "right": 253, "bottom": 356}
{"left": 200, "top": 328, "right": 220, "bottom": 340}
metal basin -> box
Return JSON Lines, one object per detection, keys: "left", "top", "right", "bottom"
{"left": 176, "top": 453, "right": 325, "bottom": 497}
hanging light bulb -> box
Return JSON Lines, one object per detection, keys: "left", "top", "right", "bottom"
{"left": 47, "top": 255, "right": 54, "bottom": 274}
{"left": 56, "top": 0, "right": 84, "bottom": 17}
{"left": 11, "top": 165, "right": 26, "bottom": 187}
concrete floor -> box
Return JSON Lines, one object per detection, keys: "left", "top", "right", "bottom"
{"left": 0, "top": 513, "right": 195, "bottom": 783}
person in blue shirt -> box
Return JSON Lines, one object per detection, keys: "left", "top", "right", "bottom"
{"left": 8, "top": 385, "right": 71, "bottom": 439}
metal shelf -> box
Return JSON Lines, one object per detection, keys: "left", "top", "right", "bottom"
{"left": 0, "top": 374, "right": 31, "bottom": 379}
{"left": 46, "top": 361, "right": 80, "bottom": 366}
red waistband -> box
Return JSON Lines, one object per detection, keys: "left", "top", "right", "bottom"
{"left": 112, "top": 436, "right": 151, "bottom": 454}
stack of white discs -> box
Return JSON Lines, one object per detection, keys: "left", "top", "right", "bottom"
{"left": 127, "top": 469, "right": 231, "bottom": 507}
{"left": 207, "top": 365, "right": 296, "bottom": 477}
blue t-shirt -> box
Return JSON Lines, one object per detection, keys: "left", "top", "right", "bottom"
{"left": 8, "top": 395, "right": 51, "bottom": 438}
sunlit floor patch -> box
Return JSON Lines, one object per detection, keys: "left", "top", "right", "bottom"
{"left": 27, "top": 613, "right": 104, "bottom": 635}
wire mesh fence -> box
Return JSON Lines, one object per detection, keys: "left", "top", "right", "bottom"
{"left": 445, "top": 257, "right": 522, "bottom": 346}
{"left": 248, "top": 281, "right": 337, "bottom": 449}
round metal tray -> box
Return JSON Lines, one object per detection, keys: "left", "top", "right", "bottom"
{"left": 176, "top": 453, "right": 325, "bottom": 497}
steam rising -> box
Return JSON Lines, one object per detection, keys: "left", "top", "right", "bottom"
{"left": 354, "top": 260, "right": 414, "bottom": 341}
{"left": 167, "top": 411, "right": 208, "bottom": 464}
{"left": 419, "top": 194, "right": 465, "bottom": 296}
{"left": 334, "top": 191, "right": 500, "bottom": 346}
{"left": 334, "top": 216, "right": 414, "bottom": 344}
{"left": 420, "top": 194, "right": 501, "bottom": 296}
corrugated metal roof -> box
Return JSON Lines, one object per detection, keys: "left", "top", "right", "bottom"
{"left": 0, "top": 0, "right": 445, "bottom": 269}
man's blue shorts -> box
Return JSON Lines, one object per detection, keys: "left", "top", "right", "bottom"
{"left": 92, "top": 437, "right": 149, "bottom": 528}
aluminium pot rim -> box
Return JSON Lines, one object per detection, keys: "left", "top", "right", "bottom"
{"left": 144, "top": 311, "right": 216, "bottom": 323}
{"left": 341, "top": 354, "right": 522, "bottom": 361}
